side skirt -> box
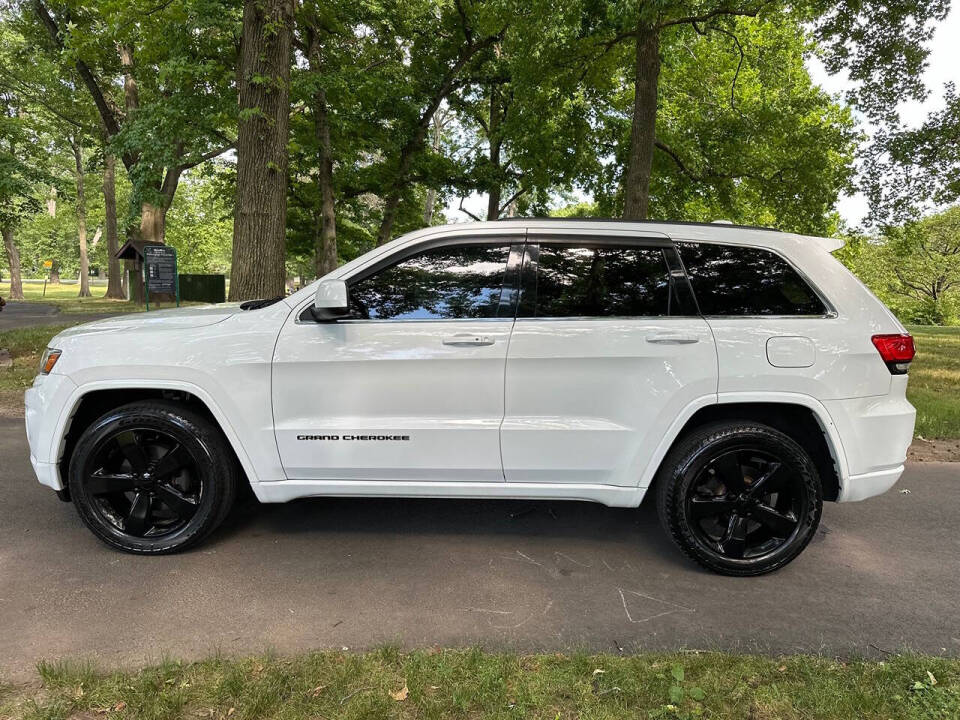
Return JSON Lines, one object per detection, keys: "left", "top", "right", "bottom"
{"left": 252, "top": 479, "right": 647, "bottom": 508}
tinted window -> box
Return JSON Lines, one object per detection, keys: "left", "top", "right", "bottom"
{"left": 532, "top": 244, "right": 674, "bottom": 317}
{"left": 349, "top": 244, "right": 511, "bottom": 320}
{"left": 677, "top": 242, "right": 826, "bottom": 316}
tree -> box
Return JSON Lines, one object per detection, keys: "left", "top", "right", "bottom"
{"left": 27, "top": 0, "right": 239, "bottom": 247}
{"left": 229, "top": 0, "right": 295, "bottom": 301}
{"left": 569, "top": 0, "right": 949, "bottom": 220}
{"left": 864, "top": 84, "right": 960, "bottom": 224}
{"left": 370, "top": 0, "right": 506, "bottom": 244}
{"left": 886, "top": 206, "right": 960, "bottom": 324}
{"left": 69, "top": 135, "right": 91, "bottom": 296}
{"left": 585, "top": 17, "right": 858, "bottom": 234}
{"left": 102, "top": 152, "right": 123, "bottom": 298}
{"left": 0, "top": 88, "right": 50, "bottom": 299}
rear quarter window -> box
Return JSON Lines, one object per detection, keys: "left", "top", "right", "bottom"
{"left": 677, "top": 242, "right": 827, "bottom": 316}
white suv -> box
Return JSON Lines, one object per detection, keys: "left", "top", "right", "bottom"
{"left": 25, "top": 220, "right": 916, "bottom": 575}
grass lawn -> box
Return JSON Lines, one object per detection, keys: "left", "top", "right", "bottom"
{"left": 906, "top": 326, "right": 960, "bottom": 439}
{"left": 0, "top": 649, "right": 957, "bottom": 720}
{"left": 0, "top": 281, "right": 141, "bottom": 313}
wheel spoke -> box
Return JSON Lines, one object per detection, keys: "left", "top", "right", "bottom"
{"left": 719, "top": 514, "right": 748, "bottom": 558}
{"left": 747, "top": 462, "right": 783, "bottom": 497}
{"left": 86, "top": 472, "right": 140, "bottom": 495}
{"left": 748, "top": 503, "right": 797, "bottom": 537}
{"left": 115, "top": 431, "right": 149, "bottom": 474}
{"left": 154, "top": 483, "right": 197, "bottom": 519}
{"left": 688, "top": 496, "right": 738, "bottom": 520}
{"left": 712, "top": 451, "right": 745, "bottom": 492}
{"left": 151, "top": 443, "right": 187, "bottom": 480}
{"left": 124, "top": 491, "right": 152, "bottom": 536}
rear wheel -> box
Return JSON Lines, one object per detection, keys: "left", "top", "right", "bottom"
{"left": 656, "top": 421, "right": 822, "bottom": 576}
{"left": 68, "top": 401, "right": 237, "bottom": 554}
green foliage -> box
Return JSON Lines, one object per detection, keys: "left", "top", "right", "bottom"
{"left": 838, "top": 206, "right": 960, "bottom": 326}
{"left": 165, "top": 165, "right": 234, "bottom": 274}
{"left": 582, "top": 15, "right": 858, "bottom": 234}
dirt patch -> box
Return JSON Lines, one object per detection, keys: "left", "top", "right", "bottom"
{"left": 0, "top": 390, "right": 24, "bottom": 419}
{"left": 908, "top": 436, "right": 960, "bottom": 463}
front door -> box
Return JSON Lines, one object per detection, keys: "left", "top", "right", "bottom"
{"left": 501, "top": 234, "right": 718, "bottom": 487}
{"left": 272, "top": 237, "right": 522, "bottom": 483}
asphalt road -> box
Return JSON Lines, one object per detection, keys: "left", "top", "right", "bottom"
{"left": 0, "top": 302, "right": 119, "bottom": 331}
{"left": 1, "top": 417, "right": 958, "bottom": 682}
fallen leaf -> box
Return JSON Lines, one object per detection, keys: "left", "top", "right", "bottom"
{"left": 114, "top": 701, "right": 126, "bottom": 711}
{"left": 778, "top": 665, "right": 787, "bottom": 672}
{"left": 227, "top": 708, "right": 235, "bottom": 716}
{"left": 592, "top": 669, "right": 605, "bottom": 676}
{"left": 389, "top": 684, "right": 409, "bottom": 701}
{"left": 309, "top": 685, "right": 326, "bottom": 698}
{"left": 927, "top": 671, "right": 938, "bottom": 686}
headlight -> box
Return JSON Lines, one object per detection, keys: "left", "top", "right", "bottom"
{"left": 38, "top": 348, "right": 62, "bottom": 375}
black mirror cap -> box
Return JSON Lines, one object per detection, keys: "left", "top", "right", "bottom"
{"left": 309, "top": 304, "right": 352, "bottom": 322}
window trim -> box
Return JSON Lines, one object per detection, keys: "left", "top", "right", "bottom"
{"left": 674, "top": 239, "right": 838, "bottom": 319}
{"left": 517, "top": 237, "right": 700, "bottom": 321}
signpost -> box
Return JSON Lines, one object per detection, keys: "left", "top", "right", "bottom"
{"left": 143, "top": 244, "right": 179, "bottom": 311}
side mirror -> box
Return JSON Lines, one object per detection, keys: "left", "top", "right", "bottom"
{"left": 310, "top": 278, "right": 350, "bottom": 321}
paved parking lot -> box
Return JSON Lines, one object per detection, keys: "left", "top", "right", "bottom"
{"left": 1, "top": 416, "right": 957, "bottom": 681}
{"left": 0, "top": 302, "right": 119, "bottom": 331}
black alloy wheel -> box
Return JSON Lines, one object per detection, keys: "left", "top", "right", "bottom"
{"left": 83, "top": 428, "right": 201, "bottom": 538}
{"left": 656, "top": 421, "right": 822, "bottom": 576}
{"left": 69, "top": 401, "right": 237, "bottom": 554}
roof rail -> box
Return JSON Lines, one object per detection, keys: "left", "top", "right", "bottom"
{"left": 502, "top": 217, "right": 782, "bottom": 232}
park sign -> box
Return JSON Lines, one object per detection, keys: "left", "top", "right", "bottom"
{"left": 143, "top": 244, "right": 180, "bottom": 309}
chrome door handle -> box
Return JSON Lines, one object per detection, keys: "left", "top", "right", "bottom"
{"left": 443, "top": 334, "right": 494, "bottom": 346}
{"left": 646, "top": 334, "right": 699, "bottom": 345}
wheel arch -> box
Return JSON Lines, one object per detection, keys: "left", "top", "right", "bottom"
{"left": 645, "top": 394, "right": 847, "bottom": 502}
{"left": 54, "top": 382, "right": 261, "bottom": 497}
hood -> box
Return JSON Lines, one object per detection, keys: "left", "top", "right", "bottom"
{"left": 54, "top": 303, "right": 248, "bottom": 339}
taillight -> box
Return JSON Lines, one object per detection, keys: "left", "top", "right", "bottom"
{"left": 871, "top": 334, "right": 915, "bottom": 375}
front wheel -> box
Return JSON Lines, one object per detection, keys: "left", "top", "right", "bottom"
{"left": 68, "top": 401, "right": 237, "bottom": 554}
{"left": 655, "top": 421, "right": 822, "bottom": 576}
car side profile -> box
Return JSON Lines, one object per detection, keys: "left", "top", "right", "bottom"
{"left": 25, "top": 219, "right": 916, "bottom": 575}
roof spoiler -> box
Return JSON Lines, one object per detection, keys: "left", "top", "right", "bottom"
{"left": 796, "top": 233, "right": 845, "bottom": 253}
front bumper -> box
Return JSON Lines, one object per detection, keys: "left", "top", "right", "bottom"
{"left": 25, "top": 373, "right": 78, "bottom": 491}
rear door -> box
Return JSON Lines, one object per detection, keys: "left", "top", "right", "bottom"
{"left": 272, "top": 235, "right": 523, "bottom": 483}
{"left": 501, "top": 233, "right": 718, "bottom": 487}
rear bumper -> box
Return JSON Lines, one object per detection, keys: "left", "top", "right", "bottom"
{"left": 824, "top": 375, "right": 915, "bottom": 502}
{"left": 837, "top": 465, "right": 904, "bottom": 502}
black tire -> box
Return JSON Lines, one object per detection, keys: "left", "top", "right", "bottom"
{"left": 68, "top": 401, "right": 238, "bottom": 554}
{"left": 655, "top": 420, "right": 822, "bottom": 576}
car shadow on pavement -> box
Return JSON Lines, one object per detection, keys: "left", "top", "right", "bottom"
{"left": 213, "top": 493, "right": 684, "bottom": 563}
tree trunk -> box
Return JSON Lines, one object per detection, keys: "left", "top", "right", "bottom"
{"left": 306, "top": 34, "right": 338, "bottom": 278}
{"left": 140, "top": 202, "right": 168, "bottom": 245}
{"left": 423, "top": 111, "right": 447, "bottom": 225}
{"left": 622, "top": 25, "right": 661, "bottom": 220}
{"left": 103, "top": 153, "right": 125, "bottom": 299}
{"left": 229, "top": 0, "right": 294, "bottom": 301}
{"left": 50, "top": 260, "right": 61, "bottom": 284}
{"left": 2, "top": 226, "right": 24, "bottom": 300}
{"left": 72, "top": 140, "right": 92, "bottom": 297}
{"left": 486, "top": 85, "right": 503, "bottom": 221}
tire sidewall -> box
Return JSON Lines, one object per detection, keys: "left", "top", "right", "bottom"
{"left": 69, "top": 404, "right": 232, "bottom": 554}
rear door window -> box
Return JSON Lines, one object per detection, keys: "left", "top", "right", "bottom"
{"left": 524, "top": 243, "right": 688, "bottom": 318}
{"left": 676, "top": 242, "right": 827, "bottom": 316}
